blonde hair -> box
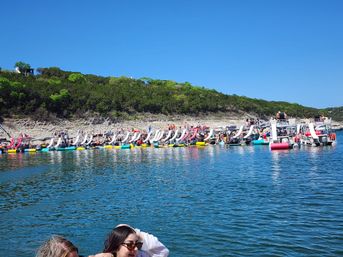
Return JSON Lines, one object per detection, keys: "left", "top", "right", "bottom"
{"left": 36, "top": 235, "right": 78, "bottom": 257}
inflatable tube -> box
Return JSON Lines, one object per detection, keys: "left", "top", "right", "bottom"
{"left": 104, "top": 145, "right": 113, "bottom": 149}
{"left": 65, "top": 146, "right": 76, "bottom": 150}
{"left": 77, "top": 147, "right": 85, "bottom": 150}
{"left": 8, "top": 149, "right": 17, "bottom": 153}
{"left": 24, "top": 148, "right": 36, "bottom": 152}
{"left": 252, "top": 139, "right": 269, "bottom": 145}
{"left": 41, "top": 148, "right": 50, "bottom": 152}
{"left": 330, "top": 133, "right": 336, "bottom": 141}
{"left": 270, "top": 142, "right": 290, "bottom": 150}
{"left": 121, "top": 144, "right": 131, "bottom": 149}
{"left": 196, "top": 142, "right": 206, "bottom": 146}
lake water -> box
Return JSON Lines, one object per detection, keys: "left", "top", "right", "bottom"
{"left": 1, "top": 132, "right": 342, "bottom": 257}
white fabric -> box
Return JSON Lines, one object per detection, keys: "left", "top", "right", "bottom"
{"left": 135, "top": 229, "right": 169, "bottom": 257}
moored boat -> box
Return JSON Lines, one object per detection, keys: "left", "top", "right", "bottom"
{"left": 269, "top": 120, "right": 297, "bottom": 150}
{"left": 300, "top": 119, "right": 337, "bottom": 147}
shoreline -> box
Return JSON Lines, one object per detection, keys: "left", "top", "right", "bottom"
{"left": 1, "top": 115, "right": 343, "bottom": 140}
{"left": 1, "top": 116, "right": 245, "bottom": 139}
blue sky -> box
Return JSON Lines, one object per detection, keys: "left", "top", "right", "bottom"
{"left": 1, "top": 0, "right": 342, "bottom": 108}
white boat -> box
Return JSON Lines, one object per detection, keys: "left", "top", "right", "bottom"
{"left": 269, "top": 121, "right": 297, "bottom": 150}
{"left": 300, "top": 120, "right": 337, "bottom": 147}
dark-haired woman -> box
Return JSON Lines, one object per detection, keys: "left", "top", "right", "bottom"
{"left": 102, "top": 225, "right": 169, "bottom": 257}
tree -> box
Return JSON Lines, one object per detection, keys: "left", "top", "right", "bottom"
{"left": 68, "top": 73, "right": 86, "bottom": 83}
{"left": 49, "top": 89, "right": 71, "bottom": 116}
{"left": 14, "top": 61, "right": 33, "bottom": 76}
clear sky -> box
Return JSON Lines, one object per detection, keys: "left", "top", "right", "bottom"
{"left": 1, "top": 0, "right": 342, "bottom": 108}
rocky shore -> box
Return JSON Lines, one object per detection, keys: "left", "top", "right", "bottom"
{"left": 0, "top": 115, "right": 243, "bottom": 139}
{"left": 1, "top": 114, "right": 342, "bottom": 140}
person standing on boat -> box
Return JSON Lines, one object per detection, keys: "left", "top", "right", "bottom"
{"left": 276, "top": 111, "right": 287, "bottom": 120}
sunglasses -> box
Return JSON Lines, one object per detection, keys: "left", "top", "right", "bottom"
{"left": 121, "top": 241, "right": 143, "bottom": 251}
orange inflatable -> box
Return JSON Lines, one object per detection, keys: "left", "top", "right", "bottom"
{"left": 330, "top": 133, "right": 336, "bottom": 140}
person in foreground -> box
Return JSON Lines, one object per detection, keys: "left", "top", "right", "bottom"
{"left": 36, "top": 235, "right": 112, "bottom": 257}
{"left": 36, "top": 225, "right": 169, "bottom": 257}
{"left": 100, "top": 224, "right": 169, "bottom": 257}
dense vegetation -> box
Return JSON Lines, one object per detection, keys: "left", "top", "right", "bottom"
{"left": 0, "top": 65, "right": 342, "bottom": 121}
{"left": 326, "top": 107, "right": 343, "bottom": 122}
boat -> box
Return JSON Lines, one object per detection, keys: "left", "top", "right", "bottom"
{"left": 300, "top": 119, "right": 337, "bottom": 146}
{"left": 227, "top": 125, "right": 244, "bottom": 146}
{"left": 269, "top": 121, "right": 297, "bottom": 150}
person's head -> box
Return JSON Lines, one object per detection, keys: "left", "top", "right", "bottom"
{"left": 104, "top": 225, "right": 142, "bottom": 257}
{"left": 36, "top": 235, "right": 79, "bottom": 257}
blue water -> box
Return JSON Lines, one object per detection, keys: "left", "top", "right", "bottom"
{"left": 1, "top": 132, "right": 343, "bottom": 257}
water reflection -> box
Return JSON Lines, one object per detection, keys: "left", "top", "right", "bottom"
{"left": 244, "top": 145, "right": 255, "bottom": 154}
{"left": 270, "top": 150, "right": 288, "bottom": 182}
{"left": 233, "top": 145, "right": 245, "bottom": 155}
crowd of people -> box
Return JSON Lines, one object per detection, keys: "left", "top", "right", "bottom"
{"left": 36, "top": 224, "right": 169, "bottom": 257}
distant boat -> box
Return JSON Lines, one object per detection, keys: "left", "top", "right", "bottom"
{"left": 300, "top": 121, "right": 336, "bottom": 147}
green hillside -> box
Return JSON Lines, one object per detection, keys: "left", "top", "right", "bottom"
{"left": 0, "top": 66, "right": 342, "bottom": 121}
